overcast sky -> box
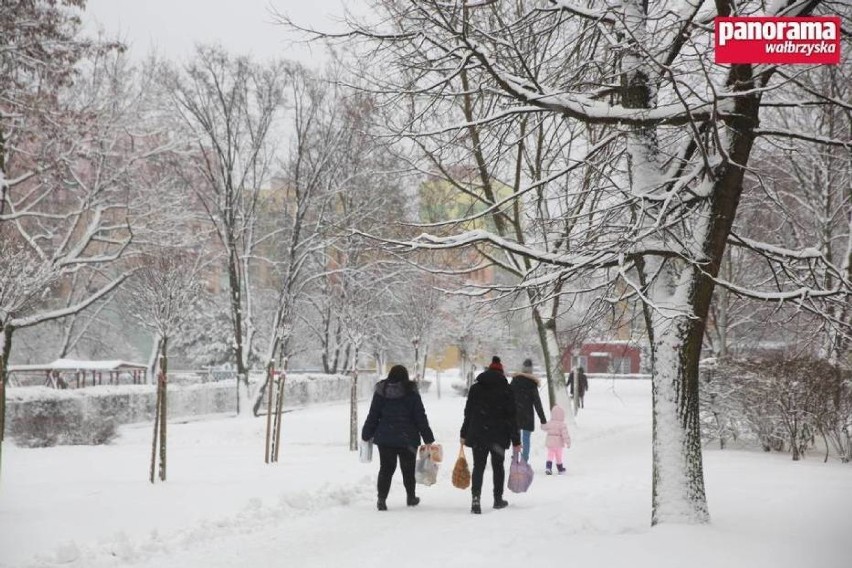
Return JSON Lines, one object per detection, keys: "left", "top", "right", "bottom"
{"left": 85, "top": 0, "right": 362, "bottom": 65}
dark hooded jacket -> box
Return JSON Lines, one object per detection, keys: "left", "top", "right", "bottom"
{"left": 460, "top": 368, "right": 521, "bottom": 449}
{"left": 510, "top": 373, "right": 547, "bottom": 431}
{"left": 361, "top": 378, "right": 435, "bottom": 449}
{"left": 569, "top": 369, "right": 589, "bottom": 397}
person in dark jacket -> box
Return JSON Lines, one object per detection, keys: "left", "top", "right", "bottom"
{"left": 362, "top": 365, "right": 435, "bottom": 511}
{"left": 460, "top": 356, "right": 521, "bottom": 514}
{"left": 568, "top": 366, "right": 589, "bottom": 409}
{"left": 510, "top": 358, "right": 547, "bottom": 463}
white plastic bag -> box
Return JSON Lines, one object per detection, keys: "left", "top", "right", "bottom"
{"left": 359, "top": 440, "right": 373, "bottom": 463}
{"left": 414, "top": 445, "right": 439, "bottom": 486}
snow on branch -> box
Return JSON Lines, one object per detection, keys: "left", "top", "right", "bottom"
{"left": 406, "top": 131, "right": 620, "bottom": 229}
{"left": 464, "top": 37, "right": 725, "bottom": 126}
{"left": 754, "top": 128, "right": 852, "bottom": 148}
{"left": 728, "top": 232, "right": 829, "bottom": 262}
{"left": 546, "top": 0, "right": 618, "bottom": 24}
{"left": 10, "top": 272, "right": 132, "bottom": 330}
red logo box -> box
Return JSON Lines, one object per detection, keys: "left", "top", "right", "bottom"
{"left": 715, "top": 17, "right": 841, "bottom": 65}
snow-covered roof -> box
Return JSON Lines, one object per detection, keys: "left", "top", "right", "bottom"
{"left": 589, "top": 352, "right": 612, "bottom": 357}
{"left": 8, "top": 359, "right": 147, "bottom": 372}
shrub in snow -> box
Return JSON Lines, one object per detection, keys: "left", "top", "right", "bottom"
{"left": 7, "top": 374, "right": 370, "bottom": 446}
{"left": 700, "top": 357, "right": 851, "bottom": 461}
{"left": 9, "top": 396, "right": 118, "bottom": 448}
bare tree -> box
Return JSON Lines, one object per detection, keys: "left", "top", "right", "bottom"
{"left": 123, "top": 251, "right": 203, "bottom": 481}
{"left": 0, "top": 3, "right": 161, "bottom": 474}
{"left": 263, "top": 65, "right": 347, "bottom": 371}
{"left": 162, "top": 46, "right": 288, "bottom": 409}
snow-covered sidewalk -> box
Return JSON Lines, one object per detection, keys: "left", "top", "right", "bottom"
{"left": 1, "top": 380, "right": 849, "bottom": 568}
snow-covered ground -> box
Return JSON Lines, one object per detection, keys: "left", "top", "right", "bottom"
{"left": 1, "top": 378, "right": 850, "bottom": 568}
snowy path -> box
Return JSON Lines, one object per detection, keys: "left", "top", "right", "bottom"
{"left": 1, "top": 380, "right": 850, "bottom": 568}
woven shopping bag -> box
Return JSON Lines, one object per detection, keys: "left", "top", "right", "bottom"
{"left": 451, "top": 445, "right": 471, "bottom": 490}
{"left": 507, "top": 449, "right": 534, "bottom": 493}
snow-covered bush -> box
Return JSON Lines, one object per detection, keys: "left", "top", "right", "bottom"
{"left": 698, "top": 359, "right": 745, "bottom": 450}
{"left": 809, "top": 367, "right": 852, "bottom": 463}
{"left": 9, "top": 396, "right": 118, "bottom": 448}
{"left": 700, "top": 358, "right": 852, "bottom": 461}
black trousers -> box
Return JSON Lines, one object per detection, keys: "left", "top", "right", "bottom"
{"left": 471, "top": 445, "right": 506, "bottom": 499}
{"left": 377, "top": 445, "right": 416, "bottom": 500}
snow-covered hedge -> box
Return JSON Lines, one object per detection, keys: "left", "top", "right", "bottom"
{"left": 699, "top": 358, "right": 852, "bottom": 462}
{"left": 6, "top": 373, "right": 372, "bottom": 447}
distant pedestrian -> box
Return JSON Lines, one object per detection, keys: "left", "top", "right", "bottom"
{"left": 509, "top": 358, "right": 547, "bottom": 463}
{"left": 568, "top": 366, "right": 589, "bottom": 409}
{"left": 541, "top": 404, "right": 571, "bottom": 474}
{"left": 460, "top": 356, "right": 521, "bottom": 514}
{"left": 362, "top": 365, "right": 435, "bottom": 511}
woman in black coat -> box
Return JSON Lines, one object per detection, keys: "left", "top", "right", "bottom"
{"left": 510, "top": 358, "right": 547, "bottom": 463}
{"left": 460, "top": 356, "right": 521, "bottom": 514}
{"left": 362, "top": 365, "right": 435, "bottom": 511}
{"left": 569, "top": 366, "right": 589, "bottom": 408}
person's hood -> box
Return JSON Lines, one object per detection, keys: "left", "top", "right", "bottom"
{"left": 475, "top": 368, "right": 508, "bottom": 388}
{"left": 375, "top": 379, "right": 406, "bottom": 399}
{"left": 550, "top": 405, "right": 565, "bottom": 421}
{"left": 511, "top": 372, "right": 540, "bottom": 386}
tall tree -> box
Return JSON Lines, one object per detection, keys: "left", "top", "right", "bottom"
{"left": 163, "top": 46, "right": 288, "bottom": 409}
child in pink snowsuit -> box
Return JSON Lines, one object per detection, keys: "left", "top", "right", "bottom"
{"left": 542, "top": 404, "right": 571, "bottom": 475}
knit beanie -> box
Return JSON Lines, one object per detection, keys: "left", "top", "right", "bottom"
{"left": 489, "top": 356, "right": 504, "bottom": 373}
{"left": 522, "top": 358, "right": 533, "bottom": 374}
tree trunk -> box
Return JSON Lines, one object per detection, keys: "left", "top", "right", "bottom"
{"left": 0, "top": 324, "right": 12, "bottom": 478}
{"left": 272, "top": 371, "right": 286, "bottom": 462}
{"left": 149, "top": 367, "right": 162, "bottom": 484}
{"left": 226, "top": 238, "right": 249, "bottom": 410}
{"left": 646, "top": 307, "right": 709, "bottom": 525}
{"left": 532, "top": 305, "right": 571, "bottom": 414}
{"left": 146, "top": 334, "right": 162, "bottom": 385}
{"left": 349, "top": 347, "right": 359, "bottom": 452}
{"left": 264, "top": 365, "right": 274, "bottom": 462}
{"left": 159, "top": 336, "right": 168, "bottom": 481}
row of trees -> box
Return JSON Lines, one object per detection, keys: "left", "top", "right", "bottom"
{"left": 1, "top": 0, "right": 849, "bottom": 528}
{"left": 0, "top": 2, "right": 519, "bottom": 472}
{"left": 283, "top": 0, "right": 852, "bottom": 525}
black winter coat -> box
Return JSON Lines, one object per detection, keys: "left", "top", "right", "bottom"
{"left": 361, "top": 379, "right": 435, "bottom": 449}
{"left": 460, "top": 369, "right": 521, "bottom": 450}
{"left": 569, "top": 370, "right": 589, "bottom": 397}
{"left": 510, "top": 373, "right": 547, "bottom": 431}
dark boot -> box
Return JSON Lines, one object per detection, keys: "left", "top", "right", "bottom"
{"left": 557, "top": 464, "right": 566, "bottom": 474}
{"left": 471, "top": 495, "right": 481, "bottom": 515}
{"left": 377, "top": 498, "right": 387, "bottom": 511}
{"left": 407, "top": 495, "right": 420, "bottom": 507}
{"left": 545, "top": 461, "right": 553, "bottom": 475}
{"left": 493, "top": 496, "right": 509, "bottom": 509}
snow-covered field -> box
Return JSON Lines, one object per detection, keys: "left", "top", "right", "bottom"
{"left": 1, "top": 378, "right": 850, "bottom": 568}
